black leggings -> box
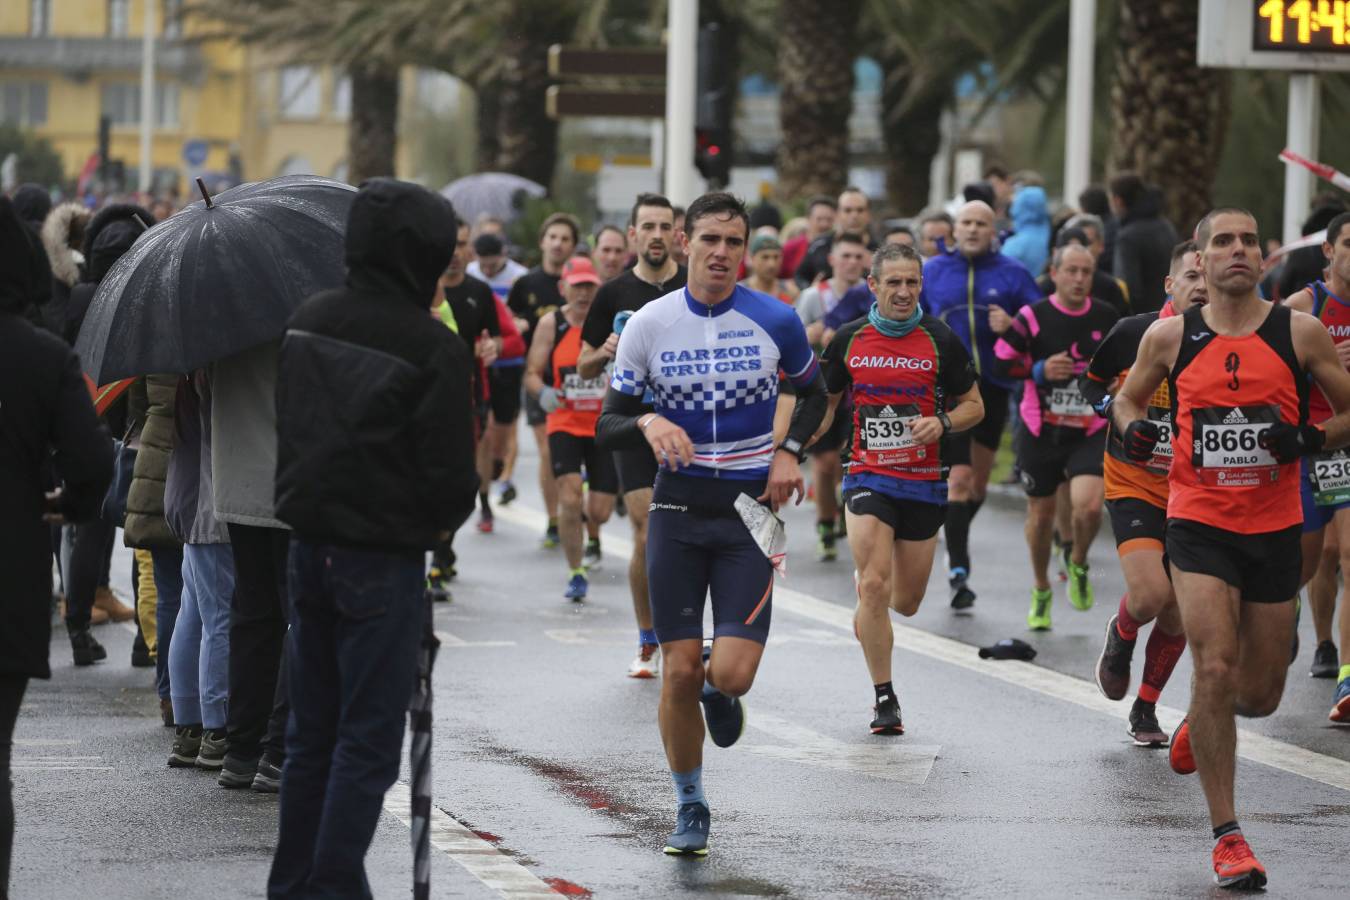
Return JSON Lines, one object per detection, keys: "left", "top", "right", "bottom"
{"left": 1, "top": 675, "right": 29, "bottom": 900}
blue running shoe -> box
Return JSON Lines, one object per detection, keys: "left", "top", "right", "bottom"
{"left": 564, "top": 571, "right": 588, "bottom": 601}
{"left": 701, "top": 691, "right": 745, "bottom": 748}
{"left": 1330, "top": 678, "right": 1350, "bottom": 724}
{"left": 663, "top": 801, "right": 710, "bottom": 856}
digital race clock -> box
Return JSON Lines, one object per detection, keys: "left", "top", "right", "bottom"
{"left": 1254, "top": 0, "right": 1350, "bottom": 53}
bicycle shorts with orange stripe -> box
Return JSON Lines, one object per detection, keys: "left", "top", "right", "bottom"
{"left": 647, "top": 472, "right": 774, "bottom": 645}
{"left": 1107, "top": 496, "right": 1166, "bottom": 556}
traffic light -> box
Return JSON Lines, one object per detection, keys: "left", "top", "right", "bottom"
{"left": 695, "top": 22, "right": 733, "bottom": 188}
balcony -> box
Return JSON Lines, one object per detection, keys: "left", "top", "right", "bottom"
{"left": 0, "top": 37, "right": 205, "bottom": 83}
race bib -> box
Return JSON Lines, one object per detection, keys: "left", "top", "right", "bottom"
{"left": 1310, "top": 449, "right": 1350, "bottom": 506}
{"left": 858, "top": 403, "right": 925, "bottom": 466}
{"left": 560, "top": 366, "right": 607, "bottom": 412}
{"left": 1144, "top": 407, "right": 1174, "bottom": 474}
{"left": 1044, "top": 384, "right": 1095, "bottom": 428}
{"left": 1190, "top": 405, "right": 1280, "bottom": 488}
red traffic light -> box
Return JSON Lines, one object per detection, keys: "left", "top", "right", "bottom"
{"left": 706, "top": 145, "right": 720, "bottom": 156}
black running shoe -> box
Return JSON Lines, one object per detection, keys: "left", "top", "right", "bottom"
{"left": 1127, "top": 700, "right": 1168, "bottom": 747}
{"left": 870, "top": 694, "right": 904, "bottom": 735}
{"left": 1094, "top": 615, "right": 1136, "bottom": 701}
{"left": 949, "top": 569, "right": 976, "bottom": 612}
{"left": 1311, "top": 639, "right": 1339, "bottom": 679}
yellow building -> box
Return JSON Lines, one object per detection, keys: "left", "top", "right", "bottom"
{"left": 0, "top": 0, "right": 416, "bottom": 195}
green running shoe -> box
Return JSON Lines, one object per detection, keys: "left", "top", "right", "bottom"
{"left": 1067, "top": 560, "right": 1094, "bottom": 611}
{"left": 1027, "top": 586, "right": 1053, "bottom": 631}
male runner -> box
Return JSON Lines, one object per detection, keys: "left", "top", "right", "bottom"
{"left": 994, "top": 244, "right": 1119, "bottom": 628}
{"left": 507, "top": 213, "right": 580, "bottom": 546}
{"left": 596, "top": 192, "right": 826, "bottom": 856}
{"left": 1114, "top": 208, "right": 1350, "bottom": 888}
{"left": 579, "top": 193, "right": 686, "bottom": 678}
{"left": 795, "top": 186, "right": 876, "bottom": 287}
{"left": 796, "top": 232, "right": 870, "bottom": 560}
{"left": 819, "top": 242, "right": 983, "bottom": 733}
{"left": 1081, "top": 240, "right": 1204, "bottom": 745}
{"left": 592, "top": 225, "right": 629, "bottom": 283}
{"left": 740, "top": 233, "right": 798, "bottom": 304}
{"left": 920, "top": 200, "right": 1041, "bottom": 610}
{"left": 1282, "top": 211, "right": 1350, "bottom": 712}
{"left": 525, "top": 257, "right": 616, "bottom": 600}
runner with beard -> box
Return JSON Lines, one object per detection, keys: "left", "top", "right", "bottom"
{"left": 1080, "top": 241, "right": 1205, "bottom": 746}
{"left": 578, "top": 194, "right": 687, "bottom": 679}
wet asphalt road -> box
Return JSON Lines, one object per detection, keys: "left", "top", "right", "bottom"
{"left": 10, "top": 437, "right": 1350, "bottom": 899}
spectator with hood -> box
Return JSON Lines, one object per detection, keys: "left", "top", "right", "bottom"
{"left": 1109, "top": 172, "right": 1178, "bottom": 314}
{"left": 9, "top": 184, "right": 52, "bottom": 323}
{"left": 1001, "top": 184, "right": 1051, "bottom": 277}
{"left": 39, "top": 201, "right": 92, "bottom": 338}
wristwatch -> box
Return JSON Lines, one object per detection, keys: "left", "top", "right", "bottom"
{"left": 777, "top": 437, "right": 807, "bottom": 462}
{"left": 936, "top": 411, "right": 953, "bottom": 435}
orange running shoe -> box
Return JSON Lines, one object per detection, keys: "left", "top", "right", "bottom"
{"left": 1169, "top": 717, "right": 1196, "bottom": 775}
{"left": 1212, "top": 832, "right": 1267, "bottom": 889}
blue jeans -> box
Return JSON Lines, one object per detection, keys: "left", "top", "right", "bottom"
{"left": 150, "top": 547, "right": 184, "bottom": 701}
{"left": 169, "top": 544, "right": 234, "bottom": 729}
{"left": 268, "top": 539, "right": 424, "bottom": 900}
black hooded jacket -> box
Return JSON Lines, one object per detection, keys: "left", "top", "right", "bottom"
{"left": 1112, "top": 188, "right": 1178, "bottom": 315}
{"left": 274, "top": 178, "right": 479, "bottom": 552}
{"left": 63, "top": 202, "right": 153, "bottom": 345}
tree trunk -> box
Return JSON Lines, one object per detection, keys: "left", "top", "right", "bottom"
{"left": 347, "top": 63, "right": 400, "bottom": 184}
{"left": 475, "top": 76, "right": 502, "bottom": 172}
{"left": 776, "top": 0, "right": 861, "bottom": 200}
{"left": 1108, "top": 0, "right": 1231, "bottom": 234}
{"left": 495, "top": 5, "right": 577, "bottom": 189}
{"left": 880, "top": 70, "right": 947, "bottom": 215}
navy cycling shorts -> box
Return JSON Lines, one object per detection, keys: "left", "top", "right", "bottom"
{"left": 646, "top": 472, "right": 775, "bottom": 645}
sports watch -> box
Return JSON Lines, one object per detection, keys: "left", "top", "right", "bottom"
{"left": 936, "top": 411, "right": 953, "bottom": 435}
{"left": 777, "top": 437, "right": 807, "bottom": 462}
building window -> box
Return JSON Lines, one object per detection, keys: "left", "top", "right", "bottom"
{"left": 29, "top": 0, "right": 51, "bottom": 36}
{"left": 278, "top": 67, "right": 321, "bottom": 120}
{"left": 0, "top": 82, "right": 49, "bottom": 127}
{"left": 108, "top": 0, "right": 131, "bottom": 37}
{"left": 331, "top": 75, "right": 351, "bottom": 120}
{"left": 100, "top": 82, "right": 181, "bottom": 128}
{"left": 163, "top": 0, "right": 182, "bottom": 38}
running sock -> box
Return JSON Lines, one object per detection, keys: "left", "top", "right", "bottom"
{"left": 478, "top": 489, "right": 491, "bottom": 514}
{"left": 949, "top": 566, "right": 970, "bottom": 585}
{"left": 1139, "top": 627, "right": 1187, "bottom": 704}
{"left": 548, "top": 517, "right": 559, "bottom": 530}
{"left": 1116, "top": 594, "right": 1144, "bottom": 640}
{"left": 1340, "top": 664, "right": 1350, "bottom": 683}
{"left": 639, "top": 628, "right": 658, "bottom": 647}
{"left": 874, "top": 681, "right": 895, "bottom": 704}
{"left": 944, "top": 501, "right": 973, "bottom": 573}
{"left": 1213, "top": 820, "right": 1241, "bottom": 841}
{"left": 672, "top": 767, "right": 705, "bottom": 808}
{"left": 817, "top": 519, "right": 835, "bottom": 539}
{"left": 969, "top": 496, "right": 984, "bottom": 519}
{"left": 569, "top": 566, "right": 587, "bottom": 579}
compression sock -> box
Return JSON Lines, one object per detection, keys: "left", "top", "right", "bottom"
{"left": 1116, "top": 594, "right": 1144, "bottom": 640}
{"left": 944, "top": 501, "right": 973, "bottom": 573}
{"left": 639, "top": 629, "right": 658, "bottom": 647}
{"left": 479, "top": 489, "right": 491, "bottom": 515}
{"left": 1139, "top": 627, "right": 1187, "bottom": 704}
{"left": 672, "top": 767, "right": 705, "bottom": 808}
{"left": 1213, "top": 820, "right": 1241, "bottom": 841}
{"left": 874, "top": 681, "right": 896, "bottom": 705}
{"left": 969, "top": 496, "right": 985, "bottom": 519}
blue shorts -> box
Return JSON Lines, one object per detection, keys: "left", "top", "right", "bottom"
{"left": 1300, "top": 456, "right": 1350, "bottom": 533}
{"left": 646, "top": 472, "right": 775, "bottom": 645}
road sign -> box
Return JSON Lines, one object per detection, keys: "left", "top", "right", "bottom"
{"left": 182, "top": 139, "right": 209, "bottom": 167}
{"left": 547, "top": 45, "right": 666, "bottom": 79}
{"left": 1198, "top": 0, "right": 1350, "bottom": 70}
{"left": 545, "top": 86, "right": 665, "bottom": 120}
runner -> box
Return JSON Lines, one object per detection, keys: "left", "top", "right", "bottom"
{"left": 578, "top": 193, "right": 687, "bottom": 678}
{"left": 1281, "top": 211, "right": 1350, "bottom": 715}
{"left": 1113, "top": 208, "right": 1350, "bottom": 888}
{"left": 796, "top": 232, "right": 870, "bottom": 561}
{"left": 994, "top": 244, "right": 1119, "bottom": 628}
{"left": 818, "top": 242, "right": 983, "bottom": 734}
{"left": 1080, "top": 240, "right": 1205, "bottom": 745}
{"left": 592, "top": 225, "right": 629, "bottom": 283}
{"left": 739, "top": 233, "right": 798, "bottom": 304}
{"left": 595, "top": 192, "right": 826, "bottom": 856}
{"left": 525, "top": 257, "right": 617, "bottom": 601}
{"left": 920, "top": 200, "right": 1041, "bottom": 611}
{"left": 508, "top": 213, "right": 581, "bottom": 547}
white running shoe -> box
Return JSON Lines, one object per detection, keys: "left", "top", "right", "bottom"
{"left": 628, "top": 643, "right": 661, "bottom": 678}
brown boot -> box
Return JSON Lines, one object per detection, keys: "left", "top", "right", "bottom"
{"left": 93, "top": 586, "right": 134, "bottom": 623}
{"left": 90, "top": 605, "right": 110, "bottom": 626}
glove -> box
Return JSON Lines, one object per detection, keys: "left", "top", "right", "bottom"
{"left": 538, "top": 386, "right": 561, "bottom": 413}
{"left": 1121, "top": 419, "right": 1162, "bottom": 463}
{"left": 1259, "top": 422, "right": 1325, "bottom": 463}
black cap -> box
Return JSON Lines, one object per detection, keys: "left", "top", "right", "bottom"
{"left": 473, "top": 233, "right": 505, "bottom": 256}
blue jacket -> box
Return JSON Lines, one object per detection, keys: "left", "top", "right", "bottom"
{"left": 919, "top": 247, "right": 1042, "bottom": 390}
{"left": 1000, "top": 186, "right": 1051, "bottom": 277}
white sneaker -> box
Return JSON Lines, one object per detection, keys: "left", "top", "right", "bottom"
{"left": 627, "top": 643, "right": 661, "bottom": 678}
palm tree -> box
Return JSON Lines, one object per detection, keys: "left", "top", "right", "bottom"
{"left": 775, "top": 0, "right": 862, "bottom": 199}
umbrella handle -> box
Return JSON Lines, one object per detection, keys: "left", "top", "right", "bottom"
{"left": 196, "top": 176, "right": 214, "bottom": 209}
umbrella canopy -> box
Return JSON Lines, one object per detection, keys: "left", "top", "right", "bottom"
{"left": 76, "top": 174, "right": 356, "bottom": 384}
{"left": 439, "top": 171, "right": 546, "bottom": 227}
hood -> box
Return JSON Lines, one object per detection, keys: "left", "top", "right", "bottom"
{"left": 11, "top": 183, "right": 51, "bottom": 228}
{"left": 344, "top": 178, "right": 458, "bottom": 305}
{"left": 1121, "top": 186, "right": 1164, "bottom": 224}
{"left": 41, "top": 202, "right": 92, "bottom": 288}
{"left": 80, "top": 203, "right": 153, "bottom": 282}
{"left": 87, "top": 219, "right": 145, "bottom": 283}
{"left": 0, "top": 195, "right": 52, "bottom": 315}
{"left": 1010, "top": 186, "right": 1049, "bottom": 228}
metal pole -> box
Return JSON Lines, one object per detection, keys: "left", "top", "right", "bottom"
{"left": 138, "top": 0, "right": 156, "bottom": 194}
{"left": 664, "top": 0, "right": 698, "bottom": 204}
{"left": 1284, "top": 73, "right": 1319, "bottom": 245}
{"left": 1063, "top": 0, "right": 1096, "bottom": 206}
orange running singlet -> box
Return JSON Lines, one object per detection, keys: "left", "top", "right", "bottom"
{"left": 1167, "top": 303, "right": 1308, "bottom": 533}
{"left": 547, "top": 310, "right": 608, "bottom": 438}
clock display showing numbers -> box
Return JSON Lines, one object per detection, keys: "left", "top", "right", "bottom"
{"left": 1255, "top": 0, "right": 1350, "bottom": 52}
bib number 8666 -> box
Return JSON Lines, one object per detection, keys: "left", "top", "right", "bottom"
{"left": 1201, "top": 427, "right": 1264, "bottom": 453}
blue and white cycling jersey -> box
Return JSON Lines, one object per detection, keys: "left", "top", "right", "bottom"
{"left": 611, "top": 285, "right": 819, "bottom": 479}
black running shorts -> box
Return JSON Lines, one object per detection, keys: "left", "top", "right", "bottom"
{"left": 1165, "top": 518, "right": 1301, "bottom": 604}
{"left": 487, "top": 366, "right": 524, "bottom": 425}
{"left": 615, "top": 446, "right": 659, "bottom": 497}
{"left": 1106, "top": 496, "right": 1166, "bottom": 554}
{"left": 1015, "top": 428, "right": 1106, "bottom": 498}
{"left": 843, "top": 488, "right": 945, "bottom": 541}
{"left": 548, "top": 431, "right": 618, "bottom": 494}
{"left": 946, "top": 380, "right": 1011, "bottom": 466}
{"left": 808, "top": 397, "right": 852, "bottom": 456}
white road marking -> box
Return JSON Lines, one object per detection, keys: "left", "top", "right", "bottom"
{"left": 382, "top": 782, "right": 560, "bottom": 899}
{"left": 14, "top": 740, "right": 78, "bottom": 746}
{"left": 13, "top": 765, "right": 115, "bottom": 771}
{"left": 745, "top": 713, "right": 939, "bottom": 784}
{"left": 493, "top": 502, "right": 1350, "bottom": 794}
{"left": 434, "top": 630, "right": 516, "bottom": 649}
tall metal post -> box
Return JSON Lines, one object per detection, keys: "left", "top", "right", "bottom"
{"left": 664, "top": 0, "right": 698, "bottom": 204}
{"left": 1283, "top": 73, "right": 1320, "bottom": 245}
{"left": 138, "top": 0, "right": 157, "bottom": 194}
{"left": 1063, "top": 0, "right": 1096, "bottom": 205}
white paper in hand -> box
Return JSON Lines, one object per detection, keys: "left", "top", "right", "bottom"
{"left": 734, "top": 493, "right": 787, "bottom": 576}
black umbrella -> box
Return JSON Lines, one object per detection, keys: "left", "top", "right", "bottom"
{"left": 75, "top": 174, "right": 357, "bottom": 384}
